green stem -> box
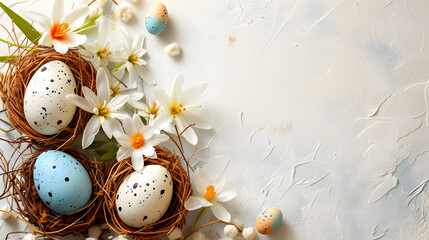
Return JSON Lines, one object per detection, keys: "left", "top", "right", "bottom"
{"left": 0, "top": 37, "right": 28, "bottom": 49}
{"left": 193, "top": 207, "right": 208, "bottom": 230}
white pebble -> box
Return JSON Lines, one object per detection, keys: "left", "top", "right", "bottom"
{"left": 0, "top": 204, "right": 11, "bottom": 220}
{"left": 22, "top": 234, "right": 37, "bottom": 240}
{"left": 88, "top": 225, "right": 102, "bottom": 238}
{"left": 190, "top": 232, "right": 206, "bottom": 240}
{"left": 96, "top": 0, "right": 108, "bottom": 8}
{"left": 113, "top": 235, "right": 131, "bottom": 240}
{"left": 224, "top": 225, "right": 239, "bottom": 238}
{"left": 164, "top": 43, "right": 181, "bottom": 57}
{"left": 115, "top": 3, "right": 133, "bottom": 22}
{"left": 242, "top": 227, "right": 257, "bottom": 240}
{"left": 88, "top": 5, "right": 100, "bottom": 18}
{"left": 231, "top": 218, "right": 244, "bottom": 229}
{"left": 168, "top": 228, "right": 184, "bottom": 240}
{"left": 86, "top": 238, "right": 97, "bottom": 240}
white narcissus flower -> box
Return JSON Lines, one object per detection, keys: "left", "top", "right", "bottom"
{"left": 108, "top": 70, "right": 145, "bottom": 109}
{"left": 155, "top": 75, "right": 211, "bottom": 145}
{"left": 116, "top": 27, "right": 155, "bottom": 88}
{"left": 67, "top": 68, "right": 129, "bottom": 149}
{"left": 184, "top": 168, "right": 237, "bottom": 222}
{"left": 116, "top": 114, "right": 169, "bottom": 172}
{"left": 86, "top": 19, "right": 121, "bottom": 68}
{"left": 26, "top": 0, "right": 89, "bottom": 54}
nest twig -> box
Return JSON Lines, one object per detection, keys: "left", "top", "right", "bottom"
{"left": 103, "top": 146, "right": 192, "bottom": 239}
{"left": 0, "top": 47, "right": 97, "bottom": 150}
{"left": 2, "top": 148, "right": 104, "bottom": 236}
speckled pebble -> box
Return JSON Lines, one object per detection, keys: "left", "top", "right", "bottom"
{"left": 115, "top": 165, "right": 173, "bottom": 228}
{"left": 255, "top": 207, "right": 283, "bottom": 235}
{"left": 24, "top": 60, "right": 77, "bottom": 135}
{"left": 33, "top": 150, "right": 92, "bottom": 215}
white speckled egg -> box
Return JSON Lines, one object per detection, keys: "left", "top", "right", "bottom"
{"left": 33, "top": 150, "right": 92, "bottom": 215}
{"left": 115, "top": 165, "right": 173, "bottom": 228}
{"left": 24, "top": 60, "right": 77, "bottom": 135}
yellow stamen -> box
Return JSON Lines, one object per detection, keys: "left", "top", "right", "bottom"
{"left": 170, "top": 104, "right": 185, "bottom": 115}
{"left": 131, "top": 133, "right": 145, "bottom": 149}
{"left": 99, "top": 108, "right": 109, "bottom": 116}
{"left": 150, "top": 102, "right": 157, "bottom": 115}
{"left": 204, "top": 185, "right": 216, "bottom": 202}
{"left": 128, "top": 55, "right": 138, "bottom": 63}
{"left": 100, "top": 48, "right": 107, "bottom": 53}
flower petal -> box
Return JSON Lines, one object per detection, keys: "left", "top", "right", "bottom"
{"left": 63, "top": 32, "right": 87, "bottom": 48}
{"left": 140, "top": 145, "right": 155, "bottom": 158}
{"left": 132, "top": 34, "right": 145, "bottom": 52}
{"left": 213, "top": 172, "right": 227, "bottom": 192}
{"left": 154, "top": 88, "right": 171, "bottom": 108}
{"left": 25, "top": 11, "right": 51, "bottom": 30}
{"left": 116, "top": 134, "right": 131, "bottom": 148}
{"left": 193, "top": 168, "right": 211, "bottom": 196}
{"left": 215, "top": 188, "right": 237, "bottom": 203}
{"left": 175, "top": 116, "right": 198, "bottom": 145}
{"left": 146, "top": 134, "right": 169, "bottom": 146}
{"left": 82, "top": 116, "right": 100, "bottom": 149}
{"left": 122, "top": 116, "right": 135, "bottom": 136}
{"left": 61, "top": 6, "right": 89, "bottom": 30}
{"left": 131, "top": 150, "right": 144, "bottom": 172}
{"left": 170, "top": 74, "right": 184, "bottom": 102}
{"left": 52, "top": 39, "right": 68, "bottom": 54}
{"left": 181, "top": 82, "right": 208, "bottom": 105}
{"left": 51, "top": 0, "right": 64, "bottom": 23}
{"left": 67, "top": 94, "right": 92, "bottom": 112}
{"left": 184, "top": 196, "right": 203, "bottom": 211}
{"left": 106, "top": 94, "right": 129, "bottom": 111}
{"left": 82, "top": 87, "right": 100, "bottom": 108}
{"left": 135, "top": 65, "right": 155, "bottom": 85}
{"left": 210, "top": 202, "right": 231, "bottom": 222}
{"left": 96, "top": 67, "right": 110, "bottom": 102}
{"left": 39, "top": 32, "right": 52, "bottom": 47}
{"left": 117, "top": 146, "right": 132, "bottom": 161}
{"left": 132, "top": 114, "right": 145, "bottom": 132}
{"left": 152, "top": 111, "right": 173, "bottom": 132}
{"left": 126, "top": 62, "right": 137, "bottom": 88}
{"left": 181, "top": 111, "right": 211, "bottom": 130}
{"left": 101, "top": 117, "right": 122, "bottom": 138}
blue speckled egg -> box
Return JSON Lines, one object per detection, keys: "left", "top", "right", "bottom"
{"left": 145, "top": 2, "right": 168, "bottom": 35}
{"left": 33, "top": 150, "right": 92, "bottom": 215}
{"left": 256, "top": 207, "right": 283, "bottom": 234}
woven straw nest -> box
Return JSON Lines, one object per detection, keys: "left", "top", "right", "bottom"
{"left": 0, "top": 47, "right": 96, "bottom": 150}
{"left": 103, "top": 146, "right": 192, "bottom": 239}
{"left": 4, "top": 149, "right": 104, "bottom": 236}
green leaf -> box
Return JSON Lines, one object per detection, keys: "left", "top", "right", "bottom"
{"left": 87, "top": 140, "right": 107, "bottom": 150}
{"left": 0, "top": 2, "right": 41, "bottom": 43}
{"left": 112, "top": 62, "right": 125, "bottom": 72}
{"left": 100, "top": 145, "right": 119, "bottom": 161}
{"left": 74, "top": 13, "right": 102, "bottom": 33}
{"left": 140, "top": 116, "right": 148, "bottom": 125}
{"left": 0, "top": 55, "right": 18, "bottom": 62}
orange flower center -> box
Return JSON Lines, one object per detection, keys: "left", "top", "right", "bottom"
{"left": 51, "top": 23, "right": 71, "bottom": 40}
{"left": 170, "top": 104, "right": 186, "bottom": 115}
{"left": 131, "top": 133, "right": 145, "bottom": 149}
{"left": 97, "top": 48, "right": 111, "bottom": 57}
{"left": 204, "top": 185, "right": 216, "bottom": 202}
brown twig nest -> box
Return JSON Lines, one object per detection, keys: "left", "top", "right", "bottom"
{"left": 4, "top": 148, "right": 104, "bottom": 236}
{"left": 103, "top": 146, "right": 192, "bottom": 239}
{"left": 0, "top": 47, "right": 96, "bottom": 150}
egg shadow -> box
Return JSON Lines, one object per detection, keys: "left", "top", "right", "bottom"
{"left": 156, "top": 16, "right": 178, "bottom": 44}
{"left": 268, "top": 221, "right": 295, "bottom": 240}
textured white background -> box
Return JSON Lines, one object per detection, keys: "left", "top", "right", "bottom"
{"left": 1, "top": 0, "right": 429, "bottom": 239}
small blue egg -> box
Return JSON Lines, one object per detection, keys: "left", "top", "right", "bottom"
{"left": 145, "top": 17, "right": 167, "bottom": 35}
{"left": 33, "top": 150, "right": 92, "bottom": 215}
